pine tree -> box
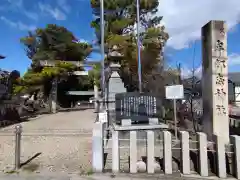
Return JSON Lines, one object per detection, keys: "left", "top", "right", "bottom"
{"left": 15, "top": 24, "right": 92, "bottom": 95}
{"left": 91, "top": 0, "right": 169, "bottom": 91}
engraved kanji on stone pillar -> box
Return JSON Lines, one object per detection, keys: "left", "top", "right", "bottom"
{"left": 202, "top": 20, "right": 229, "bottom": 144}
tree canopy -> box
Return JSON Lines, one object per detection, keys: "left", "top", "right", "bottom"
{"left": 88, "top": 63, "right": 101, "bottom": 88}
{"left": 15, "top": 24, "right": 93, "bottom": 94}
{"left": 91, "top": 0, "right": 169, "bottom": 91}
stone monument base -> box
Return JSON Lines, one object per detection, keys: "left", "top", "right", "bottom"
{"left": 112, "top": 122, "right": 169, "bottom": 131}
{"left": 116, "top": 117, "right": 163, "bottom": 126}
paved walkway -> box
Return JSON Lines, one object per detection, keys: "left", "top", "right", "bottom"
{"left": 0, "top": 109, "right": 96, "bottom": 174}
{"left": 0, "top": 172, "right": 226, "bottom": 180}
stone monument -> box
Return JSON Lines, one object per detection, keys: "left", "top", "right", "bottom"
{"left": 50, "top": 77, "right": 58, "bottom": 113}
{"left": 115, "top": 92, "right": 162, "bottom": 125}
{"left": 94, "top": 83, "right": 99, "bottom": 112}
{"left": 107, "top": 63, "right": 126, "bottom": 111}
{"left": 201, "top": 20, "right": 229, "bottom": 143}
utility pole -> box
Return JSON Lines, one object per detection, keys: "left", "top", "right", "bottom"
{"left": 100, "top": 0, "right": 105, "bottom": 99}
{"left": 136, "top": 0, "right": 142, "bottom": 93}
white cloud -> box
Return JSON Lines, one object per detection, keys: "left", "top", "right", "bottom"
{"left": 157, "top": 0, "right": 240, "bottom": 49}
{"left": 78, "top": 39, "right": 89, "bottom": 43}
{"left": 57, "top": 0, "right": 71, "bottom": 13}
{"left": 6, "top": 0, "right": 23, "bottom": 8}
{"left": 181, "top": 53, "right": 240, "bottom": 78}
{"left": 0, "top": 16, "right": 36, "bottom": 31}
{"left": 38, "top": 2, "right": 66, "bottom": 20}
{"left": 229, "top": 53, "right": 240, "bottom": 65}
{"left": 24, "top": 11, "right": 38, "bottom": 21}
{"left": 17, "top": 21, "right": 36, "bottom": 31}
{"left": 1, "top": 0, "right": 39, "bottom": 21}
{"left": 181, "top": 66, "right": 202, "bottom": 79}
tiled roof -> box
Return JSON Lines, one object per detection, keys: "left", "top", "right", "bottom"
{"left": 0, "top": 69, "right": 10, "bottom": 78}
{"left": 228, "top": 72, "right": 240, "bottom": 84}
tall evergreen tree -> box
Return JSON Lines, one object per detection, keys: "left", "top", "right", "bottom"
{"left": 91, "top": 0, "right": 169, "bottom": 91}
{"left": 15, "top": 24, "right": 92, "bottom": 96}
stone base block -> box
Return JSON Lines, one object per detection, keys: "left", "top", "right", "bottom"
{"left": 136, "top": 160, "right": 146, "bottom": 172}
{"left": 149, "top": 118, "right": 158, "bottom": 125}
{"left": 113, "top": 123, "right": 169, "bottom": 131}
{"left": 121, "top": 119, "right": 132, "bottom": 126}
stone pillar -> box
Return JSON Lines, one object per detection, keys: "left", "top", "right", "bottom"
{"left": 213, "top": 134, "right": 227, "bottom": 178}
{"left": 130, "top": 131, "right": 137, "bottom": 173}
{"left": 230, "top": 135, "right": 240, "bottom": 179}
{"left": 50, "top": 77, "right": 58, "bottom": 113}
{"left": 112, "top": 130, "right": 120, "bottom": 173}
{"left": 163, "top": 131, "right": 172, "bottom": 174}
{"left": 201, "top": 20, "right": 229, "bottom": 143}
{"left": 147, "top": 130, "right": 155, "bottom": 174}
{"left": 94, "top": 83, "right": 99, "bottom": 112}
{"left": 107, "top": 63, "right": 126, "bottom": 123}
{"left": 129, "top": 131, "right": 137, "bottom": 173}
{"left": 107, "top": 63, "right": 126, "bottom": 111}
{"left": 180, "top": 131, "right": 190, "bottom": 174}
{"left": 92, "top": 122, "right": 104, "bottom": 172}
{"left": 197, "top": 132, "right": 208, "bottom": 177}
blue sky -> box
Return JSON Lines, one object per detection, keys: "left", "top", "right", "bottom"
{"left": 0, "top": 0, "right": 101, "bottom": 74}
{"left": 166, "top": 25, "right": 240, "bottom": 77}
{"left": 0, "top": 0, "right": 240, "bottom": 77}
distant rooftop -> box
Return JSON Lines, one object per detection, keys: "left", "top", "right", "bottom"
{"left": 182, "top": 72, "right": 240, "bottom": 86}
{"left": 228, "top": 72, "right": 240, "bottom": 85}
{"left": 66, "top": 91, "right": 101, "bottom": 96}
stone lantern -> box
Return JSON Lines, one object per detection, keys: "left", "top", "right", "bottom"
{"left": 107, "top": 45, "right": 123, "bottom": 64}
{"left": 105, "top": 45, "right": 126, "bottom": 112}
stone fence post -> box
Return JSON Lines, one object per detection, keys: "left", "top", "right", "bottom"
{"left": 197, "top": 132, "right": 208, "bottom": 177}
{"left": 213, "top": 134, "right": 226, "bottom": 178}
{"left": 180, "top": 131, "right": 190, "bottom": 174}
{"left": 230, "top": 135, "right": 240, "bottom": 179}
{"left": 94, "top": 84, "right": 99, "bottom": 112}
{"left": 92, "top": 122, "right": 104, "bottom": 172}
{"left": 100, "top": 129, "right": 240, "bottom": 177}
{"left": 163, "top": 131, "right": 172, "bottom": 174}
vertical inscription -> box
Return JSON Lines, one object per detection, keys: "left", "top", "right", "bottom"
{"left": 215, "top": 58, "right": 226, "bottom": 72}
{"left": 213, "top": 22, "right": 227, "bottom": 116}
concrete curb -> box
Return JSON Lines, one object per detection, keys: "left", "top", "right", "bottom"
{"left": 0, "top": 172, "right": 229, "bottom": 180}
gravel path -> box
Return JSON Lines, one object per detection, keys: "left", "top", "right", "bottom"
{"left": 0, "top": 109, "right": 96, "bottom": 174}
